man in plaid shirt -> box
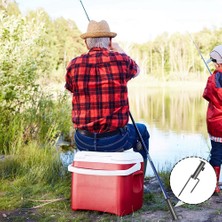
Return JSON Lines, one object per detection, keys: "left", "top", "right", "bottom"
{"left": 65, "top": 20, "right": 150, "bottom": 175}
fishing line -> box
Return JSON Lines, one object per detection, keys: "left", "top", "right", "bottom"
{"left": 187, "top": 32, "right": 212, "bottom": 75}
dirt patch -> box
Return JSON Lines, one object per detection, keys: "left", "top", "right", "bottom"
{"left": 141, "top": 178, "right": 222, "bottom": 222}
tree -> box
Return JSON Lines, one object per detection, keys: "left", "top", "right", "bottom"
{"left": 151, "top": 33, "right": 169, "bottom": 80}
{"left": 53, "top": 17, "right": 85, "bottom": 69}
{"left": 0, "top": 0, "right": 20, "bottom": 16}
{"left": 0, "top": 11, "right": 52, "bottom": 152}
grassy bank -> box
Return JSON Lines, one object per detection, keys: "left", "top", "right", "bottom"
{"left": 0, "top": 144, "right": 173, "bottom": 221}
{"left": 0, "top": 131, "right": 174, "bottom": 220}
{"left": 0, "top": 142, "right": 69, "bottom": 220}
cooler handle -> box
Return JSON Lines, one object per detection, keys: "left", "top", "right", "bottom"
{"left": 68, "top": 162, "right": 141, "bottom": 176}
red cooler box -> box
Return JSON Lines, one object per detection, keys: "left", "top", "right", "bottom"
{"left": 68, "top": 150, "right": 144, "bottom": 216}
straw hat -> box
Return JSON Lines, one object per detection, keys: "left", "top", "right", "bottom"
{"left": 80, "top": 20, "right": 117, "bottom": 39}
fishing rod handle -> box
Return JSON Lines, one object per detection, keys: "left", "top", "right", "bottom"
{"left": 191, "top": 160, "right": 205, "bottom": 179}
{"left": 166, "top": 199, "right": 179, "bottom": 220}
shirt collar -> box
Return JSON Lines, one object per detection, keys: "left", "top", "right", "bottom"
{"left": 89, "top": 47, "right": 108, "bottom": 52}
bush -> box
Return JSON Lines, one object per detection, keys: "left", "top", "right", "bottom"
{"left": 0, "top": 12, "right": 72, "bottom": 154}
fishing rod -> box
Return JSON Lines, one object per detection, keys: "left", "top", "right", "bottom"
{"left": 79, "top": 0, "right": 90, "bottom": 21}
{"left": 78, "top": 0, "right": 178, "bottom": 220}
{"left": 129, "top": 112, "right": 178, "bottom": 220}
{"left": 188, "top": 32, "right": 212, "bottom": 75}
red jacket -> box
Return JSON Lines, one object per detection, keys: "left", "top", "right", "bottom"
{"left": 203, "top": 70, "right": 222, "bottom": 137}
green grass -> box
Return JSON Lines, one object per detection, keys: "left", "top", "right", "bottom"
{"left": 0, "top": 143, "right": 70, "bottom": 209}
{"left": 0, "top": 141, "right": 174, "bottom": 221}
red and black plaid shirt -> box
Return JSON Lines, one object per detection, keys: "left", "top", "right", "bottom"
{"left": 65, "top": 47, "right": 138, "bottom": 133}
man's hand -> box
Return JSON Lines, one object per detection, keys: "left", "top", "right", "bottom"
{"left": 110, "top": 42, "right": 125, "bottom": 53}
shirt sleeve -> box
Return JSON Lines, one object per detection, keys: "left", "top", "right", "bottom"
{"left": 126, "top": 56, "right": 140, "bottom": 80}
{"left": 65, "top": 61, "right": 73, "bottom": 93}
{"left": 203, "top": 72, "right": 222, "bottom": 106}
{"left": 203, "top": 76, "right": 212, "bottom": 102}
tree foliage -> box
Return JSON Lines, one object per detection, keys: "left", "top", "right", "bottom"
{"left": 0, "top": 2, "right": 84, "bottom": 153}
{"left": 130, "top": 28, "right": 222, "bottom": 80}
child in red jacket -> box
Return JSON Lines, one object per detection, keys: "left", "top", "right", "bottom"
{"left": 203, "top": 45, "right": 222, "bottom": 194}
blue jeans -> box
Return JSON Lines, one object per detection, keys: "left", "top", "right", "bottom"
{"left": 75, "top": 123, "right": 150, "bottom": 161}
{"left": 209, "top": 140, "right": 222, "bottom": 167}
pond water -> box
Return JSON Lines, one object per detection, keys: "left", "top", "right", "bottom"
{"left": 128, "top": 85, "right": 211, "bottom": 176}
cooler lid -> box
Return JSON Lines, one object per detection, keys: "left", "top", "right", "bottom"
{"left": 73, "top": 149, "right": 143, "bottom": 164}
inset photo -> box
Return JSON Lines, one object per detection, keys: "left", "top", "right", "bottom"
{"left": 170, "top": 156, "right": 216, "bottom": 205}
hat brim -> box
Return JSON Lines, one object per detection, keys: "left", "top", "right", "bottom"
{"left": 206, "top": 58, "right": 212, "bottom": 64}
{"left": 80, "top": 32, "right": 117, "bottom": 39}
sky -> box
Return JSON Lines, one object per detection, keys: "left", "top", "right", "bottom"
{"left": 15, "top": 0, "right": 222, "bottom": 44}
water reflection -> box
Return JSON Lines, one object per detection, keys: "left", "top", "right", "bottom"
{"left": 128, "top": 86, "right": 211, "bottom": 176}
